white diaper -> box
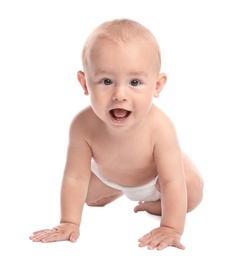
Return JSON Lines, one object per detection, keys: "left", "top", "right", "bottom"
{"left": 91, "top": 161, "right": 161, "bottom": 201}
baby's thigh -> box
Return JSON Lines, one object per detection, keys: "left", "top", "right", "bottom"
{"left": 182, "top": 153, "right": 204, "bottom": 211}
{"left": 85, "top": 172, "right": 122, "bottom": 204}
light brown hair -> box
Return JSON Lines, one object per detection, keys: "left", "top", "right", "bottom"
{"left": 81, "top": 19, "right": 161, "bottom": 72}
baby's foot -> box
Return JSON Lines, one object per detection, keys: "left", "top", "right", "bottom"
{"left": 134, "top": 200, "right": 162, "bottom": 216}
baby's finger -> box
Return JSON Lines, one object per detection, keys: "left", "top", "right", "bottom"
{"left": 154, "top": 239, "right": 169, "bottom": 250}
{"left": 155, "top": 238, "right": 184, "bottom": 250}
{"left": 41, "top": 232, "right": 62, "bottom": 242}
{"left": 41, "top": 229, "right": 78, "bottom": 243}
{"left": 138, "top": 232, "right": 151, "bottom": 242}
{"left": 30, "top": 229, "right": 55, "bottom": 242}
{"left": 32, "top": 229, "right": 51, "bottom": 235}
{"left": 138, "top": 232, "right": 153, "bottom": 247}
{"left": 167, "top": 239, "right": 185, "bottom": 250}
{"left": 69, "top": 231, "right": 79, "bottom": 243}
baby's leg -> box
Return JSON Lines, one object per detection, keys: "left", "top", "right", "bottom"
{"left": 183, "top": 153, "right": 204, "bottom": 212}
{"left": 85, "top": 171, "right": 123, "bottom": 207}
{"left": 134, "top": 200, "right": 162, "bottom": 215}
{"left": 134, "top": 153, "right": 204, "bottom": 215}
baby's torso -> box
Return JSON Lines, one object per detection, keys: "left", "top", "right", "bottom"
{"left": 91, "top": 131, "right": 158, "bottom": 187}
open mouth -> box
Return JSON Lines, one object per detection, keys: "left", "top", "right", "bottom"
{"left": 109, "top": 109, "right": 132, "bottom": 121}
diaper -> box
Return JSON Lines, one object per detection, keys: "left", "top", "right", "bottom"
{"left": 91, "top": 161, "right": 161, "bottom": 201}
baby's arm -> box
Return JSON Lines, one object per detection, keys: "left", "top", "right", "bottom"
{"left": 30, "top": 113, "right": 92, "bottom": 243}
{"left": 139, "top": 118, "right": 187, "bottom": 250}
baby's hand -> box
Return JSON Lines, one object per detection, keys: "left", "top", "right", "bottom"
{"left": 29, "top": 223, "right": 79, "bottom": 243}
{"left": 138, "top": 226, "right": 185, "bottom": 250}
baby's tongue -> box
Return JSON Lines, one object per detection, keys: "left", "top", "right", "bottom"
{"left": 113, "top": 109, "right": 128, "bottom": 118}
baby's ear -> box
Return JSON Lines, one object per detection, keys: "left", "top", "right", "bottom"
{"left": 154, "top": 73, "right": 167, "bottom": 98}
{"left": 77, "top": 71, "right": 89, "bottom": 95}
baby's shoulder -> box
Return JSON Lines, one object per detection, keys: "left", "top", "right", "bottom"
{"left": 73, "top": 106, "right": 94, "bottom": 120}
{"left": 151, "top": 105, "right": 174, "bottom": 127}
{"left": 150, "top": 105, "right": 177, "bottom": 138}
{"left": 69, "top": 106, "right": 97, "bottom": 133}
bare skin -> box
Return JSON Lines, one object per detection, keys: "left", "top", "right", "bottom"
{"left": 30, "top": 19, "right": 204, "bottom": 251}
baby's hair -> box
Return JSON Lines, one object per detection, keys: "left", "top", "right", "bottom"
{"left": 81, "top": 19, "right": 161, "bottom": 71}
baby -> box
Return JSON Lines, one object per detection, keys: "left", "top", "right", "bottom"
{"left": 30, "top": 18, "right": 204, "bottom": 250}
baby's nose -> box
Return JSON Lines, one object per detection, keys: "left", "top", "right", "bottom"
{"left": 112, "top": 86, "right": 128, "bottom": 102}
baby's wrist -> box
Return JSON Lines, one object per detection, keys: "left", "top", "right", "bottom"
{"left": 60, "top": 220, "right": 80, "bottom": 227}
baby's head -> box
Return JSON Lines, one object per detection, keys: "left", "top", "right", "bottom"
{"left": 81, "top": 19, "right": 161, "bottom": 73}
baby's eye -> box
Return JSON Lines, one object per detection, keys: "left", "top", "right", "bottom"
{"left": 101, "top": 78, "right": 112, "bottom": 85}
{"left": 130, "top": 80, "right": 140, "bottom": 87}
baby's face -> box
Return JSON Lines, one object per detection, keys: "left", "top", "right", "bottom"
{"left": 84, "top": 40, "right": 161, "bottom": 130}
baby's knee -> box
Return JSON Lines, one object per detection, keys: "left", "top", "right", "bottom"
{"left": 86, "top": 200, "right": 106, "bottom": 207}
{"left": 86, "top": 194, "right": 121, "bottom": 207}
{"left": 187, "top": 175, "right": 204, "bottom": 212}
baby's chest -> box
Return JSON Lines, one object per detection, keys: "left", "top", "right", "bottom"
{"left": 92, "top": 139, "right": 154, "bottom": 168}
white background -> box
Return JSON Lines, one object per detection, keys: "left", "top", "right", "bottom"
{"left": 0, "top": 0, "right": 239, "bottom": 259}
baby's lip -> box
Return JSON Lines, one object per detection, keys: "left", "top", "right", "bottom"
{"left": 109, "top": 108, "right": 132, "bottom": 120}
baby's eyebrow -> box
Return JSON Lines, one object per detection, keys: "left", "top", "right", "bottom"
{"left": 93, "top": 70, "right": 147, "bottom": 77}
{"left": 127, "top": 71, "right": 147, "bottom": 77}
{"left": 93, "top": 70, "right": 112, "bottom": 77}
